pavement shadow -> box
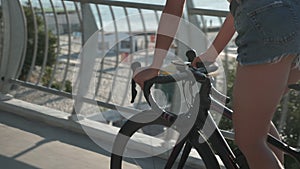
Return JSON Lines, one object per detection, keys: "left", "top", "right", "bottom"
{"left": 0, "top": 155, "right": 39, "bottom": 169}
{"left": 0, "top": 111, "right": 198, "bottom": 169}
{"left": 0, "top": 110, "right": 109, "bottom": 156}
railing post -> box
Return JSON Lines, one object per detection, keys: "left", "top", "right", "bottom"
{"left": 81, "top": 3, "right": 98, "bottom": 44}
{"left": 186, "top": 0, "right": 201, "bottom": 30}
{"left": 176, "top": 1, "right": 208, "bottom": 60}
{"left": 70, "top": 3, "right": 98, "bottom": 120}
{"left": 0, "top": 0, "right": 26, "bottom": 99}
{"left": 71, "top": 33, "right": 98, "bottom": 121}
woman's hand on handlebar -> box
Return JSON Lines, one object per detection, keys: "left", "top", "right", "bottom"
{"left": 133, "top": 66, "right": 159, "bottom": 89}
{"left": 191, "top": 51, "right": 217, "bottom": 68}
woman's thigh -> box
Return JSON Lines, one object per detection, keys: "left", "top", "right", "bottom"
{"left": 232, "top": 56, "right": 295, "bottom": 143}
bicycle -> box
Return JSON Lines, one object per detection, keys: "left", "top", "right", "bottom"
{"left": 110, "top": 50, "right": 300, "bottom": 169}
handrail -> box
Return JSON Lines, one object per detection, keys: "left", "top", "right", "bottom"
{"left": 1, "top": 0, "right": 230, "bottom": 118}
{"left": 69, "top": 0, "right": 164, "bottom": 10}
{"left": 188, "top": 8, "right": 229, "bottom": 17}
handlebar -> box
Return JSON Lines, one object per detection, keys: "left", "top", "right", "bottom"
{"left": 131, "top": 50, "right": 217, "bottom": 106}
{"left": 142, "top": 69, "right": 207, "bottom": 106}
{"left": 131, "top": 63, "right": 208, "bottom": 105}
{"left": 130, "top": 49, "right": 233, "bottom": 125}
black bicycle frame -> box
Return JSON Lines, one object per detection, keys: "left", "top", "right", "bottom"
{"left": 130, "top": 59, "right": 300, "bottom": 168}
{"left": 195, "top": 78, "right": 240, "bottom": 169}
{"left": 192, "top": 75, "right": 300, "bottom": 168}
{"left": 205, "top": 81, "right": 300, "bottom": 168}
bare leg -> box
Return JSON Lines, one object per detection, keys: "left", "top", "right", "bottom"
{"left": 233, "top": 56, "right": 295, "bottom": 169}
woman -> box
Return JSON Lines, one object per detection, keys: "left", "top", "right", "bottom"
{"left": 133, "top": 0, "right": 300, "bottom": 168}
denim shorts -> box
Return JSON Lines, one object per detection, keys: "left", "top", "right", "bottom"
{"left": 231, "top": 0, "right": 300, "bottom": 69}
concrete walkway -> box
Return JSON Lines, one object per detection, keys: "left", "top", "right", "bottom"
{"left": 0, "top": 110, "right": 198, "bottom": 169}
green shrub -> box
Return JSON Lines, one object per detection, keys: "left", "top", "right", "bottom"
{"left": 19, "top": 4, "right": 57, "bottom": 81}
{"left": 64, "top": 80, "right": 72, "bottom": 93}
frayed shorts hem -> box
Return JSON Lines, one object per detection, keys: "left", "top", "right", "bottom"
{"left": 237, "top": 53, "right": 300, "bottom": 70}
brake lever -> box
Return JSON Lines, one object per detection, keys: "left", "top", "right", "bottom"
{"left": 131, "top": 80, "right": 137, "bottom": 103}
{"left": 130, "top": 62, "right": 141, "bottom": 103}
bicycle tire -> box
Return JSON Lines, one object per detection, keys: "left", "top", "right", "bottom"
{"left": 110, "top": 111, "right": 221, "bottom": 169}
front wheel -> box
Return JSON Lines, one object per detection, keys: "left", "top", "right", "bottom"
{"left": 111, "top": 110, "right": 172, "bottom": 169}
{"left": 110, "top": 111, "right": 221, "bottom": 169}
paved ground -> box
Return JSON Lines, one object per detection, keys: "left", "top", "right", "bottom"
{"left": 0, "top": 110, "right": 198, "bottom": 169}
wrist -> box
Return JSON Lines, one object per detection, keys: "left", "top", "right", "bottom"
{"left": 203, "top": 46, "right": 219, "bottom": 62}
{"left": 150, "top": 62, "right": 162, "bottom": 70}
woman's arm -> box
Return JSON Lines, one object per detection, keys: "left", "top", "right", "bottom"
{"left": 192, "top": 13, "right": 235, "bottom": 66}
{"left": 133, "top": 0, "right": 186, "bottom": 88}
{"left": 151, "top": 0, "right": 186, "bottom": 69}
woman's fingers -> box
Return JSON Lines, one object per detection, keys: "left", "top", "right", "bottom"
{"left": 133, "top": 67, "right": 159, "bottom": 89}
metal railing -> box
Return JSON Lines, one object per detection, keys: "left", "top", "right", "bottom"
{"left": 0, "top": 0, "right": 231, "bottom": 120}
